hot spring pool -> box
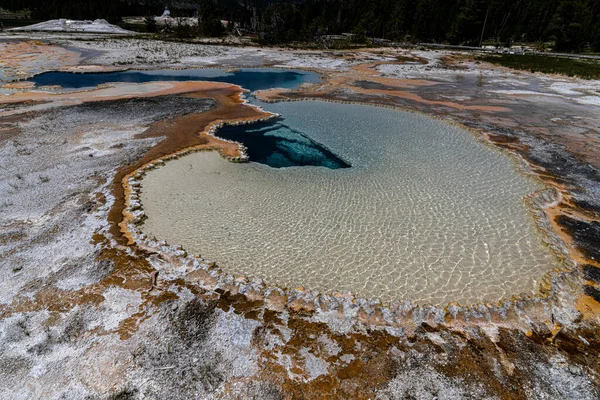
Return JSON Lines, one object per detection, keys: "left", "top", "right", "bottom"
{"left": 138, "top": 101, "right": 558, "bottom": 305}
{"left": 29, "top": 68, "right": 321, "bottom": 92}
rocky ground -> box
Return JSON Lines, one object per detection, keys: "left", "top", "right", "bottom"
{"left": 0, "top": 35, "right": 599, "bottom": 399}
{"left": 9, "top": 19, "right": 135, "bottom": 35}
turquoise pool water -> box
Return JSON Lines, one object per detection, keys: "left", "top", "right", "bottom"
{"left": 30, "top": 68, "right": 321, "bottom": 92}
{"left": 27, "top": 68, "right": 558, "bottom": 304}
{"left": 139, "top": 101, "right": 558, "bottom": 306}
{"left": 215, "top": 118, "right": 351, "bottom": 169}
{"left": 30, "top": 68, "right": 344, "bottom": 169}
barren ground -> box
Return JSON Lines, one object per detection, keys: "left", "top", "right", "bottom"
{"left": 0, "top": 35, "right": 599, "bottom": 399}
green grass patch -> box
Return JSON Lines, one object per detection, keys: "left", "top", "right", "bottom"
{"left": 479, "top": 54, "right": 600, "bottom": 80}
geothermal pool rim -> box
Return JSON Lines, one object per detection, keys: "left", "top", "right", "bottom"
{"left": 120, "top": 96, "right": 576, "bottom": 324}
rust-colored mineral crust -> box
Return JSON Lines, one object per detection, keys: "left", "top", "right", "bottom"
{"left": 1, "top": 38, "right": 599, "bottom": 399}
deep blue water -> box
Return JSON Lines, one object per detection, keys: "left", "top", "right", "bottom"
{"left": 30, "top": 67, "right": 348, "bottom": 169}
{"left": 30, "top": 68, "right": 320, "bottom": 92}
{"left": 216, "top": 119, "right": 350, "bottom": 169}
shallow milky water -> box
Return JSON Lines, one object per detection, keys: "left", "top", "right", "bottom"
{"left": 140, "top": 101, "right": 558, "bottom": 305}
